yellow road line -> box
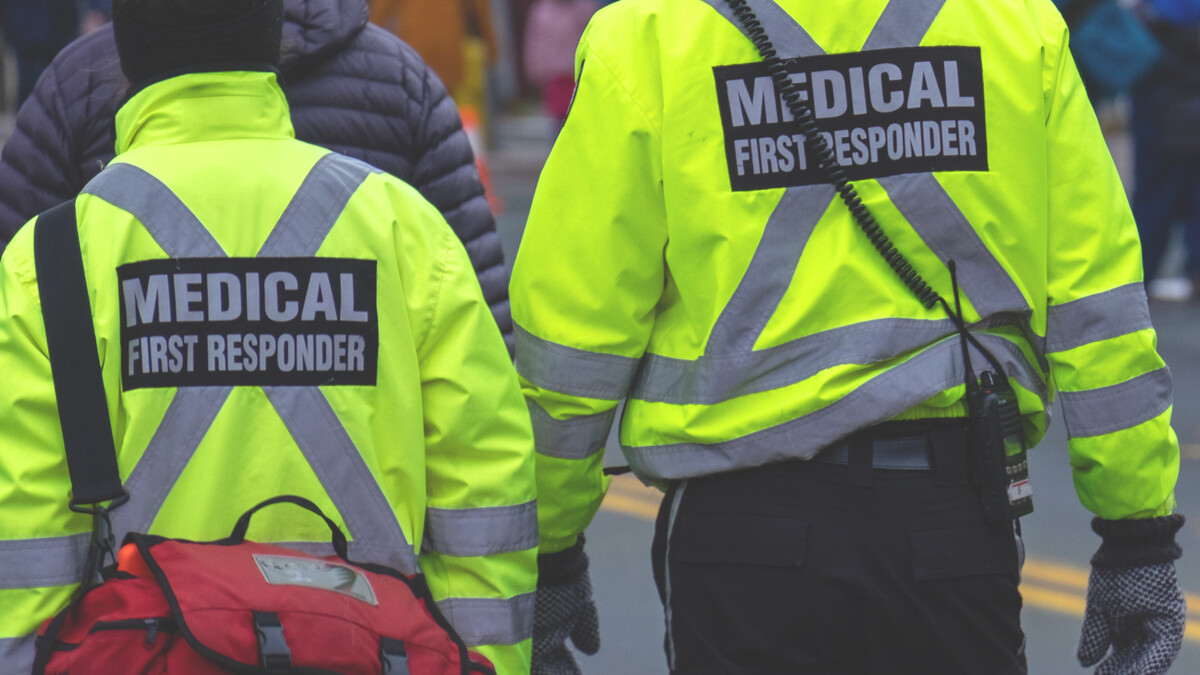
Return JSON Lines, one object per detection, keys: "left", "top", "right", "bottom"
{"left": 600, "top": 476, "right": 1200, "bottom": 641}
{"left": 601, "top": 491, "right": 659, "bottom": 521}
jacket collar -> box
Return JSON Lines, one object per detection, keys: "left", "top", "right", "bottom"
{"left": 114, "top": 71, "right": 295, "bottom": 155}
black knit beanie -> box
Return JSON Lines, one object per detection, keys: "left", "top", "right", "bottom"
{"left": 113, "top": 0, "right": 284, "bottom": 91}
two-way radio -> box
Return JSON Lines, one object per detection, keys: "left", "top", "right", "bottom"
{"left": 723, "top": 0, "right": 1032, "bottom": 521}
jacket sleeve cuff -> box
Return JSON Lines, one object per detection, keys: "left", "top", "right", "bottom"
{"left": 537, "top": 533, "right": 588, "bottom": 586}
{"left": 1090, "top": 514, "right": 1185, "bottom": 568}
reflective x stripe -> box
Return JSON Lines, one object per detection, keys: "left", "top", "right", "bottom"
{"left": 515, "top": 324, "right": 640, "bottom": 400}
{"left": 698, "top": 0, "right": 823, "bottom": 58}
{"left": 861, "top": 0, "right": 946, "bottom": 51}
{"left": 0, "top": 533, "right": 89, "bottom": 589}
{"left": 0, "top": 634, "right": 35, "bottom": 674}
{"left": 625, "top": 333, "right": 1040, "bottom": 480}
{"left": 1059, "top": 367, "right": 1173, "bottom": 438}
{"left": 612, "top": 0, "right": 1035, "bottom": 409}
{"left": 1045, "top": 283, "right": 1152, "bottom": 354}
{"left": 83, "top": 163, "right": 225, "bottom": 258}
{"left": 879, "top": 173, "right": 1031, "bottom": 319}
{"left": 424, "top": 502, "right": 538, "bottom": 557}
{"left": 528, "top": 400, "right": 615, "bottom": 460}
{"left": 437, "top": 592, "right": 536, "bottom": 647}
{"left": 264, "top": 385, "right": 419, "bottom": 573}
{"left": 260, "top": 153, "right": 378, "bottom": 257}
{"left": 13, "top": 154, "right": 414, "bottom": 589}
{"left": 707, "top": 186, "right": 836, "bottom": 354}
{"left": 111, "top": 386, "right": 233, "bottom": 542}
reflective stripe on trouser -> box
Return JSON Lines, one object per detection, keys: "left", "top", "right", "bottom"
{"left": 1, "top": 153, "right": 534, "bottom": 647}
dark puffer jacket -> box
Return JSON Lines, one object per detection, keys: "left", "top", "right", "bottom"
{"left": 0, "top": 0, "right": 512, "bottom": 349}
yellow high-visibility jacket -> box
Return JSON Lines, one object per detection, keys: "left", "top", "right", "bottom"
{"left": 511, "top": 0, "right": 1179, "bottom": 553}
{"left": 0, "top": 71, "right": 536, "bottom": 674}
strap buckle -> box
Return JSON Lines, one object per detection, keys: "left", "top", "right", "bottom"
{"left": 254, "top": 611, "right": 293, "bottom": 673}
{"left": 69, "top": 493, "right": 129, "bottom": 592}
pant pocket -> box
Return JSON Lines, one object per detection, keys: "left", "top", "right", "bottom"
{"left": 670, "top": 514, "right": 806, "bottom": 567}
{"left": 910, "top": 524, "right": 1016, "bottom": 581}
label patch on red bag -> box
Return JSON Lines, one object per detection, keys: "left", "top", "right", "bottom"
{"left": 253, "top": 554, "right": 378, "bottom": 605}
{"left": 714, "top": 46, "right": 987, "bottom": 191}
{"left": 117, "top": 257, "right": 378, "bottom": 390}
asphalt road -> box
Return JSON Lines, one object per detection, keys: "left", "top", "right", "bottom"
{"left": 490, "top": 115, "right": 1200, "bottom": 674}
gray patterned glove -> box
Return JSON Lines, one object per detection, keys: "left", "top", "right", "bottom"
{"left": 1077, "top": 515, "right": 1186, "bottom": 675}
{"left": 533, "top": 535, "right": 600, "bottom": 675}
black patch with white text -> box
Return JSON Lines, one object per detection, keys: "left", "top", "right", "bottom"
{"left": 714, "top": 46, "right": 987, "bottom": 191}
{"left": 118, "top": 258, "right": 377, "bottom": 389}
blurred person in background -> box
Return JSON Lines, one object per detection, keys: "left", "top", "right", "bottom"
{"left": 0, "top": 0, "right": 514, "bottom": 353}
{"left": 0, "top": 0, "right": 79, "bottom": 104}
{"left": 81, "top": 0, "right": 113, "bottom": 33}
{"left": 368, "top": 0, "right": 499, "bottom": 119}
{"left": 522, "top": 0, "right": 598, "bottom": 129}
{"left": 1131, "top": 0, "right": 1200, "bottom": 298}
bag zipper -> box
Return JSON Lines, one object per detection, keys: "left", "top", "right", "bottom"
{"left": 90, "top": 617, "right": 178, "bottom": 650}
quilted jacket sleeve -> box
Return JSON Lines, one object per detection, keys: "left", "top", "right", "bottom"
{"left": 0, "top": 27, "right": 123, "bottom": 254}
{"left": 0, "top": 63, "right": 80, "bottom": 247}
{"left": 406, "top": 61, "right": 514, "bottom": 355}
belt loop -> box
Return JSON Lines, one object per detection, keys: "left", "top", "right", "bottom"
{"left": 847, "top": 434, "right": 873, "bottom": 487}
{"left": 928, "top": 425, "right": 968, "bottom": 485}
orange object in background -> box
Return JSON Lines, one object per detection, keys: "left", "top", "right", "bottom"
{"left": 367, "top": 0, "right": 498, "bottom": 94}
{"left": 460, "top": 105, "right": 504, "bottom": 215}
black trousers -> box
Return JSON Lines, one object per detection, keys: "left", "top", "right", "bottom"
{"left": 651, "top": 424, "right": 1027, "bottom": 675}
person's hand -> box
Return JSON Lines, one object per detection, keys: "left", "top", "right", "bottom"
{"left": 1077, "top": 562, "right": 1185, "bottom": 674}
{"left": 533, "top": 536, "right": 600, "bottom": 675}
{"left": 1076, "top": 515, "right": 1186, "bottom": 674}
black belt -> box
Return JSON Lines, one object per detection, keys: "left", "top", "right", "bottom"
{"left": 810, "top": 420, "right": 969, "bottom": 473}
{"left": 812, "top": 436, "right": 934, "bottom": 470}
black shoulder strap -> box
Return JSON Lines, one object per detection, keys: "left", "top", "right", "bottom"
{"left": 34, "top": 200, "right": 126, "bottom": 508}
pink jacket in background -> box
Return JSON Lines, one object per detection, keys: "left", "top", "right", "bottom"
{"left": 523, "top": 0, "right": 600, "bottom": 86}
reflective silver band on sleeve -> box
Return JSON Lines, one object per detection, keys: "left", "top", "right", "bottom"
{"left": 425, "top": 502, "right": 538, "bottom": 557}
{"left": 82, "top": 163, "right": 225, "bottom": 258}
{"left": 1045, "top": 283, "right": 1152, "bottom": 353}
{"left": 0, "top": 634, "right": 35, "bottom": 674}
{"left": 528, "top": 400, "right": 616, "bottom": 460}
{"left": 264, "top": 385, "right": 420, "bottom": 575}
{"left": 514, "top": 324, "right": 640, "bottom": 400}
{"left": 0, "top": 533, "right": 89, "bottom": 589}
{"left": 1059, "top": 367, "right": 1173, "bottom": 439}
{"left": 436, "top": 592, "right": 537, "bottom": 647}
{"left": 258, "top": 153, "right": 378, "bottom": 258}
{"left": 625, "top": 333, "right": 1040, "bottom": 480}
